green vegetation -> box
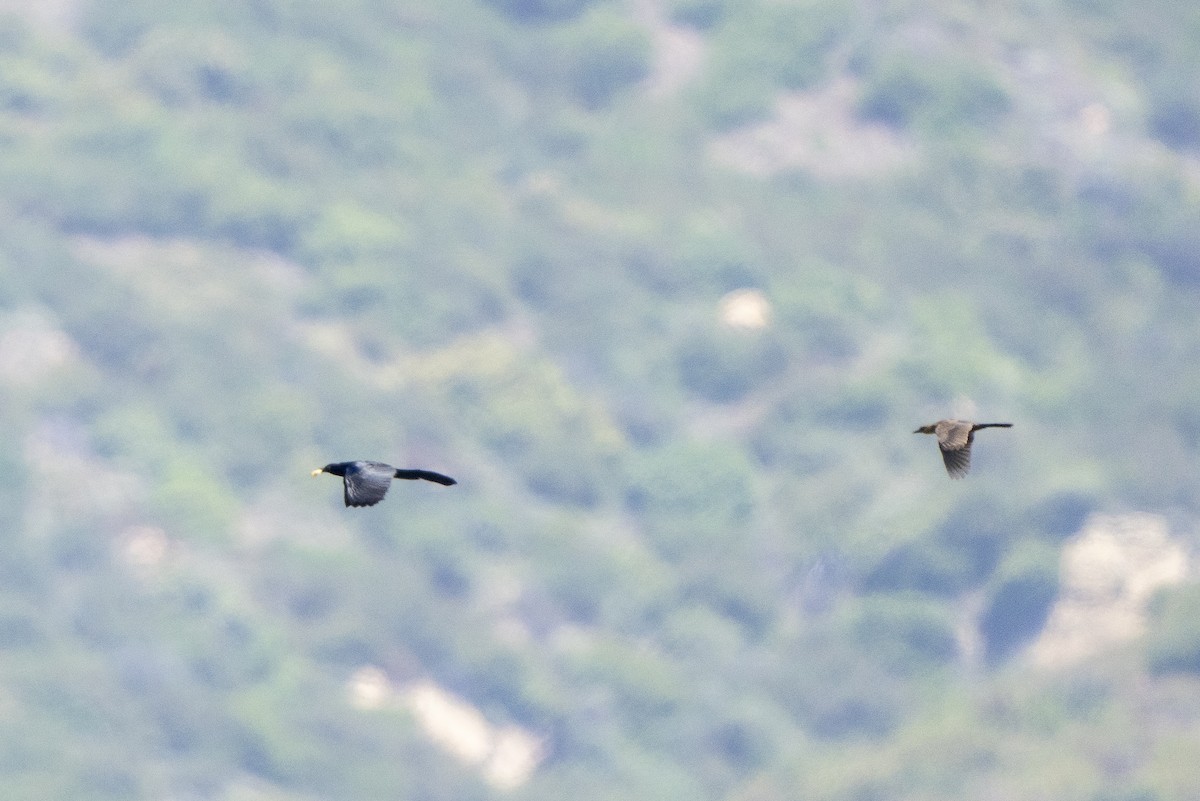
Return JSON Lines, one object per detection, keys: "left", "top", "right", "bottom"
{"left": 0, "top": 0, "right": 1198, "bottom": 799}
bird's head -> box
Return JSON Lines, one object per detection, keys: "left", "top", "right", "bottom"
{"left": 312, "top": 463, "right": 340, "bottom": 477}
{"left": 913, "top": 424, "right": 936, "bottom": 435}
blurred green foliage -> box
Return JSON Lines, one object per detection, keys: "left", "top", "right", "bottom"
{"left": 0, "top": 0, "right": 1196, "bottom": 799}
{"left": 1146, "top": 585, "right": 1200, "bottom": 676}
{"left": 690, "top": 0, "right": 850, "bottom": 128}
{"left": 856, "top": 50, "right": 1011, "bottom": 132}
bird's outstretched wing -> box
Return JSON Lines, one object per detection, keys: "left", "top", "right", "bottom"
{"left": 343, "top": 464, "right": 394, "bottom": 507}
{"left": 934, "top": 420, "right": 974, "bottom": 478}
{"left": 939, "top": 443, "right": 972, "bottom": 478}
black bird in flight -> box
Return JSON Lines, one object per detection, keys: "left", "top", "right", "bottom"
{"left": 312, "top": 461, "right": 457, "bottom": 507}
{"left": 913, "top": 420, "right": 1012, "bottom": 478}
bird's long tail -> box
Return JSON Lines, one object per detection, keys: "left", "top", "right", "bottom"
{"left": 393, "top": 469, "right": 457, "bottom": 486}
{"left": 972, "top": 423, "right": 1013, "bottom": 430}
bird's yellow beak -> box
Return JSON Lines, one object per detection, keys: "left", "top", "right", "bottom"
{"left": 311, "top": 468, "right": 323, "bottom": 477}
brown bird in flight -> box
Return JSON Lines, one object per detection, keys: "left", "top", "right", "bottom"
{"left": 913, "top": 420, "right": 1012, "bottom": 478}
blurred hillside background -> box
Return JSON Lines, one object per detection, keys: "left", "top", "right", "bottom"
{"left": 1, "top": 0, "right": 1199, "bottom": 798}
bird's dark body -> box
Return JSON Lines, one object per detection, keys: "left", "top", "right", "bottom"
{"left": 914, "top": 420, "right": 1011, "bottom": 478}
{"left": 314, "top": 461, "right": 456, "bottom": 507}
